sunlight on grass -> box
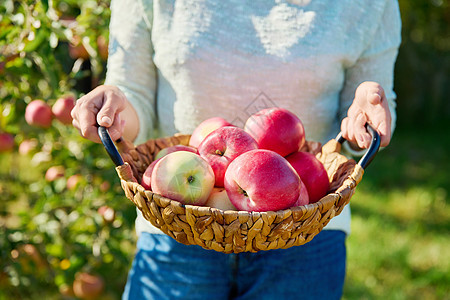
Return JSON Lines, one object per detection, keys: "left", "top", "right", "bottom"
{"left": 344, "top": 181, "right": 450, "bottom": 299}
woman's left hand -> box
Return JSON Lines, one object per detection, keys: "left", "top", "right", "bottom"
{"left": 341, "top": 81, "right": 392, "bottom": 149}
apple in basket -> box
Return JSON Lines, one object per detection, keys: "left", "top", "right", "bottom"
{"left": 198, "top": 126, "right": 258, "bottom": 187}
{"left": 244, "top": 107, "right": 305, "bottom": 157}
{"left": 189, "top": 117, "right": 234, "bottom": 148}
{"left": 141, "top": 158, "right": 161, "bottom": 190}
{"left": 224, "top": 149, "right": 307, "bottom": 212}
{"left": 205, "top": 187, "right": 237, "bottom": 211}
{"left": 154, "top": 145, "right": 197, "bottom": 160}
{"left": 286, "top": 151, "right": 329, "bottom": 203}
{"left": 151, "top": 151, "right": 215, "bottom": 205}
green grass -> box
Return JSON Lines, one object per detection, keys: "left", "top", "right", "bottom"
{"left": 343, "top": 123, "right": 450, "bottom": 300}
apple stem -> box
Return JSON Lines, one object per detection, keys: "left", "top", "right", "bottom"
{"left": 187, "top": 175, "right": 195, "bottom": 184}
{"left": 215, "top": 149, "right": 224, "bottom": 156}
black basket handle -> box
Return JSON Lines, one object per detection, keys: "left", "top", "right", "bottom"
{"left": 99, "top": 124, "right": 381, "bottom": 170}
{"left": 335, "top": 123, "right": 381, "bottom": 169}
{"left": 98, "top": 126, "right": 125, "bottom": 167}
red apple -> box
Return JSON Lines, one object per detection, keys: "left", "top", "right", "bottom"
{"left": 293, "top": 180, "right": 309, "bottom": 206}
{"left": 45, "top": 166, "right": 65, "bottom": 182}
{"left": 73, "top": 272, "right": 104, "bottom": 299}
{"left": 151, "top": 151, "right": 215, "bottom": 205}
{"left": 52, "top": 95, "right": 75, "bottom": 125}
{"left": 97, "top": 35, "right": 108, "bottom": 60}
{"left": 155, "top": 145, "right": 197, "bottom": 160}
{"left": 286, "top": 151, "right": 329, "bottom": 203}
{"left": 224, "top": 149, "right": 301, "bottom": 212}
{"left": 0, "top": 133, "right": 14, "bottom": 152}
{"left": 25, "top": 100, "right": 53, "bottom": 128}
{"left": 198, "top": 126, "right": 258, "bottom": 187}
{"left": 141, "top": 158, "right": 162, "bottom": 190}
{"left": 69, "top": 35, "right": 89, "bottom": 60}
{"left": 189, "top": 117, "right": 234, "bottom": 148}
{"left": 204, "top": 187, "right": 237, "bottom": 211}
{"left": 244, "top": 107, "right": 305, "bottom": 157}
{"left": 99, "top": 181, "right": 110, "bottom": 193}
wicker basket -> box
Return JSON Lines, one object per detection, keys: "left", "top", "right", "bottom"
{"left": 98, "top": 126, "right": 380, "bottom": 254}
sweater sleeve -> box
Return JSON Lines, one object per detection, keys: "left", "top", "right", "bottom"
{"left": 104, "top": 0, "right": 157, "bottom": 145}
{"left": 339, "top": 0, "right": 402, "bottom": 156}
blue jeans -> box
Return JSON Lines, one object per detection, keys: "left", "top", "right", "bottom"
{"left": 122, "top": 230, "right": 346, "bottom": 300}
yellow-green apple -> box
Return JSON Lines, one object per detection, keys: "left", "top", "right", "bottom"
{"left": 0, "top": 133, "right": 14, "bottom": 152}
{"left": 198, "top": 126, "right": 258, "bottom": 187}
{"left": 189, "top": 117, "right": 233, "bottom": 148}
{"left": 73, "top": 272, "right": 104, "bottom": 299}
{"left": 155, "top": 145, "right": 197, "bottom": 160}
{"left": 286, "top": 151, "right": 329, "bottom": 203}
{"left": 45, "top": 166, "right": 65, "bottom": 182}
{"left": 224, "top": 149, "right": 301, "bottom": 212}
{"left": 25, "top": 100, "right": 53, "bottom": 128}
{"left": 244, "top": 107, "right": 305, "bottom": 157}
{"left": 52, "top": 95, "right": 75, "bottom": 125}
{"left": 204, "top": 187, "right": 237, "bottom": 211}
{"left": 141, "top": 158, "right": 161, "bottom": 190}
{"left": 151, "top": 151, "right": 215, "bottom": 205}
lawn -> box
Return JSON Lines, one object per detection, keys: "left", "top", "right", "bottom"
{"left": 343, "top": 122, "right": 450, "bottom": 299}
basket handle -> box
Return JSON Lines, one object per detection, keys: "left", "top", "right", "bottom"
{"left": 335, "top": 124, "right": 381, "bottom": 169}
{"left": 99, "top": 124, "right": 381, "bottom": 170}
{"left": 98, "top": 126, "right": 125, "bottom": 167}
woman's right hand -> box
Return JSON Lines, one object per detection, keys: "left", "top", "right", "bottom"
{"left": 71, "top": 85, "right": 128, "bottom": 143}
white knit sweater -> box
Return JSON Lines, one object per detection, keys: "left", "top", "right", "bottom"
{"left": 104, "top": 0, "right": 401, "bottom": 236}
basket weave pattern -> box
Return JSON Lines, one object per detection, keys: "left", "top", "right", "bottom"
{"left": 115, "top": 135, "right": 363, "bottom": 253}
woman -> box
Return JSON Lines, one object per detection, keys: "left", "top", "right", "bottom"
{"left": 71, "top": 0, "right": 401, "bottom": 298}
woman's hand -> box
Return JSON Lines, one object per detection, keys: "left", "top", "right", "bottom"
{"left": 71, "top": 85, "right": 138, "bottom": 143}
{"left": 341, "top": 81, "right": 392, "bottom": 149}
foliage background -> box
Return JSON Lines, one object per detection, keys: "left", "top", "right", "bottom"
{"left": 0, "top": 0, "right": 449, "bottom": 299}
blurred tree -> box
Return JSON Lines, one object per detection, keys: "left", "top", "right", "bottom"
{"left": 395, "top": 0, "right": 450, "bottom": 128}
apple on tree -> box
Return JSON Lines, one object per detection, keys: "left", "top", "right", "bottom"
{"left": 244, "top": 107, "right": 305, "bottom": 157}
{"left": 151, "top": 151, "right": 215, "bottom": 205}
{"left": 198, "top": 126, "right": 258, "bottom": 187}
{"left": 45, "top": 166, "right": 65, "bottom": 182}
{"left": 286, "top": 151, "right": 329, "bottom": 203}
{"left": 224, "top": 149, "right": 304, "bottom": 212}
{"left": 52, "top": 95, "right": 75, "bottom": 125}
{"left": 0, "top": 132, "right": 14, "bottom": 152}
{"left": 189, "top": 117, "right": 233, "bottom": 148}
{"left": 25, "top": 100, "right": 53, "bottom": 128}
{"left": 73, "top": 272, "right": 104, "bottom": 299}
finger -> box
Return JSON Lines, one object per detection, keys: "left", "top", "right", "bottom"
{"left": 77, "top": 102, "right": 101, "bottom": 143}
{"left": 341, "top": 117, "right": 349, "bottom": 140}
{"left": 377, "top": 120, "right": 391, "bottom": 147}
{"left": 96, "top": 90, "right": 127, "bottom": 127}
{"left": 366, "top": 83, "right": 386, "bottom": 105}
{"left": 354, "top": 113, "right": 370, "bottom": 148}
{"left": 106, "top": 113, "right": 123, "bottom": 141}
{"left": 72, "top": 119, "right": 80, "bottom": 130}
